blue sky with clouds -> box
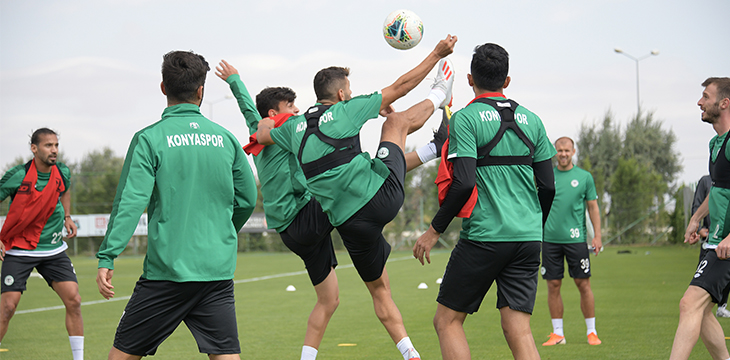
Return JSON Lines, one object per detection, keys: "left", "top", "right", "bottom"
{"left": 1, "top": 0, "right": 728, "bottom": 185}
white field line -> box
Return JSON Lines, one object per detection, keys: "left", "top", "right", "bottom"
{"left": 15, "top": 255, "right": 417, "bottom": 315}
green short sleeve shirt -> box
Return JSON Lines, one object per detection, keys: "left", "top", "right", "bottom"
{"left": 543, "top": 166, "right": 598, "bottom": 244}
{"left": 0, "top": 162, "right": 71, "bottom": 252}
{"left": 270, "top": 92, "right": 389, "bottom": 226}
{"left": 448, "top": 94, "right": 557, "bottom": 242}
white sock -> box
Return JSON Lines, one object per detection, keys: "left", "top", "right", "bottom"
{"left": 416, "top": 142, "right": 438, "bottom": 164}
{"left": 426, "top": 91, "right": 445, "bottom": 111}
{"left": 585, "top": 317, "right": 596, "bottom": 335}
{"left": 396, "top": 337, "right": 418, "bottom": 360}
{"left": 551, "top": 318, "right": 564, "bottom": 336}
{"left": 301, "top": 345, "right": 318, "bottom": 360}
{"left": 69, "top": 336, "right": 84, "bottom": 360}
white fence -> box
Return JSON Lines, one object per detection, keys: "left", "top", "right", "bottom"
{"left": 0, "top": 212, "right": 270, "bottom": 237}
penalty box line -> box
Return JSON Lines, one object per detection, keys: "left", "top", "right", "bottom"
{"left": 15, "top": 254, "right": 422, "bottom": 315}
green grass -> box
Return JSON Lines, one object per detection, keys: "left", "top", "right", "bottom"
{"left": 1, "top": 246, "right": 728, "bottom": 359}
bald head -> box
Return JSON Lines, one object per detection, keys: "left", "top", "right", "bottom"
{"left": 555, "top": 136, "right": 575, "bottom": 149}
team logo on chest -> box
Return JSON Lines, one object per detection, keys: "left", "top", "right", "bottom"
{"left": 571, "top": 179, "right": 579, "bottom": 187}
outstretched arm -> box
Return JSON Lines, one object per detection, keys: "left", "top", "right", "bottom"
{"left": 216, "top": 60, "right": 261, "bottom": 132}
{"left": 380, "top": 35, "right": 456, "bottom": 112}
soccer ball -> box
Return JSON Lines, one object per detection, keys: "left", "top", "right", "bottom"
{"left": 383, "top": 9, "right": 423, "bottom": 50}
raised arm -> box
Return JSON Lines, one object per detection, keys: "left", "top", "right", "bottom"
{"left": 380, "top": 34, "right": 457, "bottom": 112}
{"left": 216, "top": 60, "right": 261, "bottom": 132}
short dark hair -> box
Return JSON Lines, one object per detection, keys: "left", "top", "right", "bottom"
{"left": 470, "top": 43, "right": 509, "bottom": 91}
{"left": 30, "top": 128, "right": 57, "bottom": 145}
{"left": 161, "top": 51, "right": 210, "bottom": 103}
{"left": 702, "top": 77, "right": 730, "bottom": 103}
{"left": 255, "top": 87, "right": 297, "bottom": 119}
{"left": 313, "top": 66, "right": 350, "bottom": 102}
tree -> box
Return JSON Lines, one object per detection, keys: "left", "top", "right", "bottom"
{"left": 577, "top": 112, "right": 621, "bottom": 214}
{"left": 73, "top": 147, "right": 124, "bottom": 214}
{"left": 667, "top": 184, "right": 688, "bottom": 244}
{"left": 623, "top": 112, "right": 682, "bottom": 186}
{"left": 578, "top": 110, "right": 681, "bottom": 243}
{"left": 608, "top": 157, "right": 666, "bottom": 243}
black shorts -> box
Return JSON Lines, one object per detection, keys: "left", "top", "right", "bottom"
{"left": 690, "top": 250, "right": 730, "bottom": 304}
{"left": 336, "top": 142, "right": 405, "bottom": 282}
{"left": 280, "top": 198, "right": 337, "bottom": 286}
{"left": 541, "top": 242, "right": 591, "bottom": 280}
{"left": 1, "top": 252, "right": 77, "bottom": 293}
{"left": 437, "top": 239, "right": 541, "bottom": 314}
{"left": 114, "top": 278, "right": 240, "bottom": 356}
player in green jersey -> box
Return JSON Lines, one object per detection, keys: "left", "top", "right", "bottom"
{"left": 96, "top": 51, "right": 257, "bottom": 360}
{"left": 217, "top": 58, "right": 450, "bottom": 360}
{"left": 671, "top": 77, "right": 730, "bottom": 360}
{"left": 0, "top": 128, "right": 83, "bottom": 360}
{"left": 541, "top": 136, "right": 603, "bottom": 346}
{"left": 413, "top": 43, "right": 556, "bottom": 360}
{"left": 255, "top": 35, "right": 457, "bottom": 360}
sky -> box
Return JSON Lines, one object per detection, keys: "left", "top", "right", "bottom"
{"left": 1, "top": 0, "right": 728, "bottom": 186}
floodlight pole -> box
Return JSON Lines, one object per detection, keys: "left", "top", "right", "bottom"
{"left": 205, "top": 95, "right": 234, "bottom": 120}
{"left": 614, "top": 48, "right": 659, "bottom": 115}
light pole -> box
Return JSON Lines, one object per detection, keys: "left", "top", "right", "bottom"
{"left": 205, "top": 95, "right": 234, "bottom": 120}
{"left": 614, "top": 48, "right": 659, "bottom": 115}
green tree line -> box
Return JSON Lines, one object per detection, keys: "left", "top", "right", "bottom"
{"left": 1, "top": 109, "right": 695, "bottom": 252}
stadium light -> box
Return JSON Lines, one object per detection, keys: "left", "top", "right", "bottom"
{"left": 614, "top": 48, "right": 659, "bottom": 115}
{"left": 205, "top": 95, "right": 234, "bottom": 120}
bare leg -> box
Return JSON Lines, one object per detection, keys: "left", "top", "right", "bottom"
{"left": 670, "top": 285, "right": 725, "bottom": 359}
{"left": 699, "top": 301, "right": 730, "bottom": 360}
{"left": 574, "top": 278, "right": 595, "bottom": 319}
{"left": 433, "top": 303, "right": 470, "bottom": 360}
{"left": 303, "top": 268, "right": 340, "bottom": 349}
{"left": 546, "top": 279, "right": 563, "bottom": 319}
{"left": 380, "top": 100, "right": 435, "bottom": 152}
{"left": 0, "top": 291, "right": 21, "bottom": 342}
{"left": 52, "top": 281, "right": 83, "bottom": 336}
{"left": 500, "top": 307, "right": 541, "bottom": 360}
{"left": 364, "top": 267, "right": 408, "bottom": 344}
{"left": 209, "top": 354, "right": 241, "bottom": 360}
{"left": 108, "top": 347, "right": 142, "bottom": 360}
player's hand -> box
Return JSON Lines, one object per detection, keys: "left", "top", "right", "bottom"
{"left": 685, "top": 219, "right": 701, "bottom": 244}
{"left": 699, "top": 228, "right": 709, "bottom": 238}
{"left": 413, "top": 225, "right": 441, "bottom": 265}
{"left": 380, "top": 104, "right": 395, "bottom": 117}
{"left": 97, "top": 268, "right": 115, "bottom": 300}
{"left": 0, "top": 242, "right": 5, "bottom": 261}
{"left": 432, "top": 34, "right": 457, "bottom": 58}
{"left": 258, "top": 117, "right": 275, "bottom": 130}
{"left": 591, "top": 237, "right": 603, "bottom": 256}
{"left": 215, "top": 59, "right": 239, "bottom": 81}
{"left": 65, "top": 217, "right": 77, "bottom": 239}
{"left": 717, "top": 237, "right": 730, "bottom": 260}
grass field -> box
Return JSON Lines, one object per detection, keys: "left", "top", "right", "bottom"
{"left": 1, "top": 245, "right": 728, "bottom": 359}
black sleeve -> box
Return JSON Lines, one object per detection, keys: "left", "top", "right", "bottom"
{"left": 693, "top": 175, "right": 712, "bottom": 229}
{"left": 431, "top": 157, "right": 476, "bottom": 233}
{"left": 532, "top": 159, "right": 555, "bottom": 226}
{"left": 692, "top": 175, "right": 711, "bottom": 215}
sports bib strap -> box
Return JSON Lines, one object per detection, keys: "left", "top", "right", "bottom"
{"left": 710, "top": 133, "right": 730, "bottom": 189}
{"left": 297, "top": 105, "right": 362, "bottom": 179}
{"left": 472, "top": 98, "right": 534, "bottom": 166}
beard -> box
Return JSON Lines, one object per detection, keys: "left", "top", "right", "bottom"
{"left": 702, "top": 100, "right": 721, "bottom": 124}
